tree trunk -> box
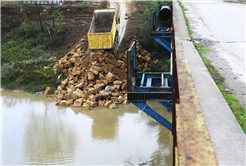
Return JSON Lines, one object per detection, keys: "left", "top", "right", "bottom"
{"left": 36, "top": 2, "right": 43, "bottom": 32}
{"left": 51, "top": 0, "right": 55, "bottom": 28}
{"left": 53, "top": 18, "right": 55, "bottom": 29}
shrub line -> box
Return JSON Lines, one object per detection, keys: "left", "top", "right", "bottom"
{"left": 1, "top": 18, "right": 69, "bottom": 92}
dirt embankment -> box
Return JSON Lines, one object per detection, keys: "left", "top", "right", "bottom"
{"left": 1, "top": 2, "right": 107, "bottom": 55}
{"left": 1, "top": 1, "right": 141, "bottom": 56}
{"left": 116, "top": 1, "right": 146, "bottom": 54}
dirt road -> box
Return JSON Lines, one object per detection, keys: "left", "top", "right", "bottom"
{"left": 107, "top": 0, "right": 138, "bottom": 52}
{"left": 182, "top": 1, "right": 245, "bottom": 105}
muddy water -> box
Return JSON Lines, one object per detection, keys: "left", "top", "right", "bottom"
{"left": 1, "top": 92, "right": 173, "bottom": 165}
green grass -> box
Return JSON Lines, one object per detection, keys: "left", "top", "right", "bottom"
{"left": 218, "top": 84, "right": 246, "bottom": 132}
{"left": 1, "top": 18, "right": 69, "bottom": 92}
{"left": 62, "top": 1, "right": 94, "bottom": 6}
{"left": 178, "top": 1, "right": 246, "bottom": 134}
{"left": 1, "top": 1, "right": 21, "bottom": 6}
{"left": 1, "top": 21, "right": 70, "bottom": 63}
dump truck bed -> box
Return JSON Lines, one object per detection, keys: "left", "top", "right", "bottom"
{"left": 87, "top": 9, "right": 117, "bottom": 50}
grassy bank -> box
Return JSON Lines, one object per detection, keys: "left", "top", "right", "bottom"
{"left": 1, "top": 17, "right": 70, "bottom": 92}
{"left": 178, "top": 1, "right": 246, "bottom": 133}
{"left": 1, "top": 1, "right": 21, "bottom": 6}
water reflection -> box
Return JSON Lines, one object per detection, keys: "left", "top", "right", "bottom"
{"left": 2, "top": 92, "right": 173, "bottom": 165}
{"left": 74, "top": 106, "right": 136, "bottom": 141}
{"left": 90, "top": 110, "right": 119, "bottom": 140}
{"left": 149, "top": 126, "right": 173, "bottom": 166}
{"left": 2, "top": 92, "right": 54, "bottom": 108}
{"left": 23, "top": 108, "right": 77, "bottom": 165}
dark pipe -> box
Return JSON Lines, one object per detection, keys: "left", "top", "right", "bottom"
{"left": 158, "top": 5, "right": 172, "bottom": 22}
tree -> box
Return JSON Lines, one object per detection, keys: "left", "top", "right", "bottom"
{"left": 20, "top": 1, "right": 31, "bottom": 25}
{"left": 31, "top": 0, "right": 44, "bottom": 32}
{"left": 52, "top": 10, "right": 63, "bottom": 33}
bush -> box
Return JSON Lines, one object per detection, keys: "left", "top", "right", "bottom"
{"left": 24, "top": 22, "right": 39, "bottom": 38}
{"left": 1, "top": 19, "right": 70, "bottom": 92}
{"left": 1, "top": 21, "right": 70, "bottom": 64}
{"left": 1, "top": 58, "right": 63, "bottom": 92}
{"left": 1, "top": 58, "right": 53, "bottom": 78}
{"left": 1, "top": 17, "right": 22, "bottom": 33}
{"left": 1, "top": 63, "right": 15, "bottom": 79}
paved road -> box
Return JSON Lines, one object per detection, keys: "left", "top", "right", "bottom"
{"left": 175, "top": 1, "right": 246, "bottom": 165}
{"left": 182, "top": 1, "right": 245, "bottom": 105}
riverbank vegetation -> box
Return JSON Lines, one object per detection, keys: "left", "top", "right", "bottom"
{"left": 135, "top": 1, "right": 172, "bottom": 72}
{"left": 1, "top": 10, "right": 69, "bottom": 92}
{"left": 178, "top": 1, "right": 246, "bottom": 133}
{"left": 1, "top": 1, "right": 21, "bottom": 6}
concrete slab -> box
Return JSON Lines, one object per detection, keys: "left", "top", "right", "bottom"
{"left": 183, "top": 40, "right": 246, "bottom": 165}
{"left": 174, "top": 1, "right": 246, "bottom": 165}
{"left": 173, "top": 1, "right": 190, "bottom": 40}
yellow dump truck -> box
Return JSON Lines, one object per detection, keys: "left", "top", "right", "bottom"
{"left": 87, "top": 8, "right": 118, "bottom": 54}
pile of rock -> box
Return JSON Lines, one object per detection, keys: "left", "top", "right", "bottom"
{"left": 51, "top": 39, "right": 151, "bottom": 109}
{"left": 135, "top": 41, "right": 151, "bottom": 69}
